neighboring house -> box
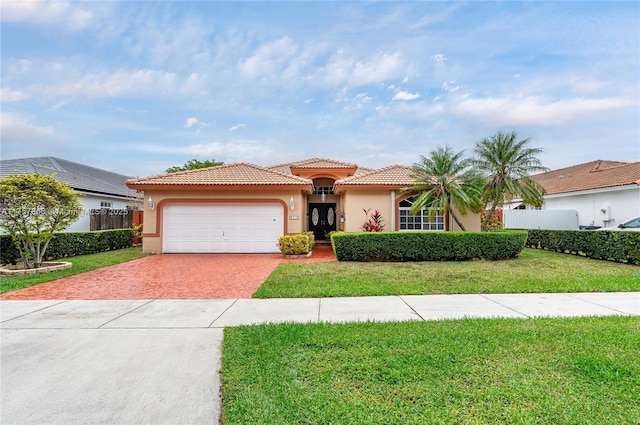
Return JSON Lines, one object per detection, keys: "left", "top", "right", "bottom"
{"left": 126, "top": 158, "right": 480, "bottom": 254}
{"left": 528, "top": 160, "right": 640, "bottom": 229}
{"left": 0, "top": 157, "right": 139, "bottom": 232}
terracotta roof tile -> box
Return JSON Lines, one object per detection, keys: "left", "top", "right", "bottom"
{"left": 335, "top": 165, "right": 415, "bottom": 186}
{"left": 291, "top": 158, "right": 358, "bottom": 169}
{"left": 531, "top": 160, "right": 640, "bottom": 195}
{"left": 126, "top": 162, "right": 312, "bottom": 187}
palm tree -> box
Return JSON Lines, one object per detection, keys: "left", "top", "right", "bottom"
{"left": 408, "top": 146, "right": 484, "bottom": 231}
{"left": 472, "top": 131, "right": 549, "bottom": 231}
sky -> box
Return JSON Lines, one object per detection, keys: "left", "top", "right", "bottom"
{"left": 1, "top": 1, "right": 639, "bottom": 177}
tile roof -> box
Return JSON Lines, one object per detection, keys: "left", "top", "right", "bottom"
{"left": 335, "top": 165, "right": 415, "bottom": 187}
{"left": 290, "top": 158, "right": 359, "bottom": 169}
{"left": 531, "top": 160, "right": 640, "bottom": 195}
{"left": 126, "top": 162, "right": 312, "bottom": 188}
{"left": 268, "top": 158, "right": 360, "bottom": 175}
{"left": 0, "top": 156, "right": 136, "bottom": 198}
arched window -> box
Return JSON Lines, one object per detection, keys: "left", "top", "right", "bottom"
{"left": 399, "top": 197, "right": 445, "bottom": 231}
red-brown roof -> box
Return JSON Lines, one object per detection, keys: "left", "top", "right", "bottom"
{"left": 531, "top": 160, "right": 640, "bottom": 195}
{"left": 334, "top": 165, "right": 415, "bottom": 191}
{"left": 126, "top": 162, "right": 312, "bottom": 189}
{"left": 126, "top": 159, "right": 420, "bottom": 191}
{"left": 269, "top": 158, "right": 360, "bottom": 176}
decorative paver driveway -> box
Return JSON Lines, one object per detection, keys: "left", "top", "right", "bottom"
{"left": 0, "top": 246, "right": 336, "bottom": 300}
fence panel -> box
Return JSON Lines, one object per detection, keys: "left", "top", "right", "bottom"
{"left": 504, "top": 210, "right": 579, "bottom": 230}
{"left": 90, "top": 209, "right": 136, "bottom": 231}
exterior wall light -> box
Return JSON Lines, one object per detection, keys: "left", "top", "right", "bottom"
{"left": 289, "top": 196, "right": 295, "bottom": 211}
{"left": 147, "top": 197, "right": 155, "bottom": 211}
{"left": 321, "top": 192, "right": 326, "bottom": 202}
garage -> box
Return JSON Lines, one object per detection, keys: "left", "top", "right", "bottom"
{"left": 162, "top": 203, "right": 284, "bottom": 253}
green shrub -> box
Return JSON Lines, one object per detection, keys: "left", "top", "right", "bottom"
{"left": 303, "top": 231, "right": 315, "bottom": 250}
{"left": 277, "top": 234, "right": 312, "bottom": 255}
{"left": 0, "top": 229, "right": 134, "bottom": 265}
{"left": 526, "top": 229, "right": 640, "bottom": 265}
{"left": 331, "top": 231, "right": 527, "bottom": 262}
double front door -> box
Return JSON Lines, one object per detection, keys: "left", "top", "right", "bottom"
{"left": 308, "top": 203, "right": 336, "bottom": 240}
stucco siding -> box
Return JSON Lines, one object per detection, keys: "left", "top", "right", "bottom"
{"left": 543, "top": 185, "right": 640, "bottom": 228}
{"left": 342, "top": 191, "right": 392, "bottom": 233}
{"left": 141, "top": 189, "right": 305, "bottom": 253}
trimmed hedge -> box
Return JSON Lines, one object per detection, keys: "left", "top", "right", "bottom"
{"left": 331, "top": 231, "right": 528, "bottom": 262}
{"left": 0, "top": 229, "right": 134, "bottom": 265}
{"left": 526, "top": 229, "right": 640, "bottom": 265}
{"left": 277, "top": 233, "right": 313, "bottom": 255}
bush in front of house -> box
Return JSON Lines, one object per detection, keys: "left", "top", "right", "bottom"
{"left": 303, "top": 231, "right": 315, "bottom": 251}
{"left": 331, "top": 230, "right": 527, "bottom": 262}
{"left": 0, "top": 228, "right": 134, "bottom": 265}
{"left": 526, "top": 229, "right": 640, "bottom": 265}
{"left": 277, "top": 233, "right": 313, "bottom": 256}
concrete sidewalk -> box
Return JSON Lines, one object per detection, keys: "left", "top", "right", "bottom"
{"left": 2, "top": 292, "right": 639, "bottom": 424}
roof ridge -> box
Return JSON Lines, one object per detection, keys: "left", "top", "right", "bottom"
{"left": 127, "top": 162, "right": 313, "bottom": 186}
{"left": 291, "top": 158, "right": 359, "bottom": 168}
{"left": 590, "top": 159, "right": 635, "bottom": 173}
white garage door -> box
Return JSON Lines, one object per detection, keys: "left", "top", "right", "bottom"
{"left": 162, "top": 203, "right": 283, "bottom": 253}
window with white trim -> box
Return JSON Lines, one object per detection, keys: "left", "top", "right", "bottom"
{"left": 399, "top": 197, "right": 445, "bottom": 231}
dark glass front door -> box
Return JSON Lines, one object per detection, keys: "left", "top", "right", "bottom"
{"left": 308, "top": 203, "right": 336, "bottom": 240}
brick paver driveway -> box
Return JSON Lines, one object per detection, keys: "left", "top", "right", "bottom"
{"left": 0, "top": 246, "right": 336, "bottom": 300}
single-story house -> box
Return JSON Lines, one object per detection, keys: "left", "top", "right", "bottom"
{"left": 126, "top": 158, "right": 480, "bottom": 254}
{"left": 0, "top": 157, "right": 139, "bottom": 232}
{"left": 528, "top": 160, "right": 640, "bottom": 228}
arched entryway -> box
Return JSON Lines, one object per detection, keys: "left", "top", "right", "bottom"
{"left": 308, "top": 178, "right": 337, "bottom": 240}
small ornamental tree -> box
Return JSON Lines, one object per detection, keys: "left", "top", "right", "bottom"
{"left": 362, "top": 209, "right": 385, "bottom": 232}
{"left": 0, "top": 173, "right": 82, "bottom": 268}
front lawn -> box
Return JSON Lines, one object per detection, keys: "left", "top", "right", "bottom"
{"left": 0, "top": 247, "right": 147, "bottom": 294}
{"left": 254, "top": 248, "right": 640, "bottom": 298}
{"left": 221, "top": 316, "right": 640, "bottom": 424}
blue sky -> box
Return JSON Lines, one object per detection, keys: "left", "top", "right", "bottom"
{"left": 1, "top": 1, "right": 638, "bottom": 177}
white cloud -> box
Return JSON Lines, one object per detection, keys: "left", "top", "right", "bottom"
{"left": 229, "top": 124, "right": 247, "bottom": 132}
{"left": 239, "top": 37, "right": 299, "bottom": 78}
{"left": 321, "top": 51, "right": 405, "bottom": 87}
{"left": 432, "top": 54, "right": 447, "bottom": 64}
{"left": 0, "top": 113, "right": 57, "bottom": 144}
{"left": 1, "top": 0, "right": 94, "bottom": 30}
{"left": 184, "top": 117, "right": 199, "bottom": 128}
{"left": 41, "top": 69, "right": 179, "bottom": 98}
{"left": 0, "top": 88, "right": 29, "bottom": 102}
{"left": 453, "top": 95, "right": 637, "bottom": 126}
{"left": 442, "top": 81, "right": 461, "bottom": 92}
{"left": 392, "top": 91, "right": 421, "bottom": 101}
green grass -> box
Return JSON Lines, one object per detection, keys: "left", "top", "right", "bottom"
{"left": 221, "top": 316, "right": 640, "bottom": 424}
{"left": 254, "top": 248, "right": 640, "bottom": 298}
{"left": 0, "top": 247, "right": 147, "bottom": 293}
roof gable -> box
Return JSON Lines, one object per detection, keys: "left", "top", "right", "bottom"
{"left": 531, "top": 160, "right": 640, "bottom": 195}
{"left": 126, "top": 162, "right": 313, "bottom": 189}
{"left": 334, "top": 165, "right": 415, "bottom": 192}
{"left": 0, "top": 156, "right": 135, "bottom": 198}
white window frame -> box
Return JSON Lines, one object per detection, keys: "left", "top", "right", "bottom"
{"left": 399, "top": 197, "right": 445, "bottom": 231}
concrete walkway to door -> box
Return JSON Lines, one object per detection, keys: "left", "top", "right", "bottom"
{"left": 0, "top": 246, "right": 337, "bottom": 300}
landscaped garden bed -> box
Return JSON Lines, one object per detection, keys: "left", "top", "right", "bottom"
{"left": 0, "top": 262, "right": 72, "bottom": 276}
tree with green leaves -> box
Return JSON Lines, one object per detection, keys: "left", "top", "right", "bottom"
{"left": 0, "top": 173, "right": 82, "bottom": 268}
{"left": 472, "top": 131, "right": 549, "bottom": 231}
{"left": 408, "top": 146, "right": 484, "bottom": 231}
{"left": 165, "top": 158, "right": 224, "bottom": 173}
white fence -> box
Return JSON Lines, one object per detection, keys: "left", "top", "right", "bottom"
{"left": 504, "top": 210, "right": 579, "bottom": 230}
